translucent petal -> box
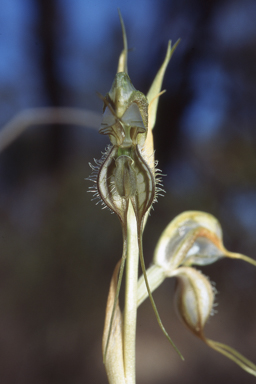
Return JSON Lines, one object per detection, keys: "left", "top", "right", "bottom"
{"left": 153, "top": 210, "right": 256, "bottom": 272}
{"left": 101, "top": 106, "right": 116, "bottom": 128}
{"left": 153, "top": 211, "right": 224, "bottom": 272}
{"left": 185, "top": 236, "right": 224, "bottom": 266}
{"left": 122, "top": 103, "right": 146, "bottom": 131}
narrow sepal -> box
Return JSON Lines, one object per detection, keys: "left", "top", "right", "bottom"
{"left": 147, "top": 39, "right": 180, "bottom": 131}
{"left": 117, "top": 10, "right": 128, "bottom": 74}
{"left": 205, "top": 339, "right": 256, "bottom": 377}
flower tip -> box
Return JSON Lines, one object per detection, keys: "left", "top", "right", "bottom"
{"left": 224, "top": 251, "right": 256, "bottom": 267}
{"left": 206, "top": 339, "right": 256, "bottom": 377}
{"left": 117, "top": 9, "right": 128, "bottom": 74}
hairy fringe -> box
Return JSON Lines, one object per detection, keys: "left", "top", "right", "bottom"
{"left": 86, "top": 145, "right": 113, "bottom": 212}
{"left": 87, "top": 144, "right": 166, "bottom": 214}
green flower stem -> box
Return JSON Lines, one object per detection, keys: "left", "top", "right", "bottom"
{"left": 137, "top": 265, "right": 166, "bottom": 307}
{"left": 123, "top": 200, "right": 139, "bottom": 384}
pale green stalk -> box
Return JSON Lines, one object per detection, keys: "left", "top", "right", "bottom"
{"left": 123, "top": 201, "right": 139, "bottom": 384}
{"left": 137, "top": 264, "right": 165, "bottom": 307}
{"left": 97, "top": 14, "right": 181, "bottom": 383}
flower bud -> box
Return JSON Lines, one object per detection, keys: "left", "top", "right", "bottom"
{"left": 172, "top": 267, "right": 215, "bottom": 336}
{"left": 173, "top": 267, "right": 256, "bottom": 376}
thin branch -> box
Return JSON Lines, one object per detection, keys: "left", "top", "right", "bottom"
{"left": 0, "top": 107, "right": 102, "bottom": 153}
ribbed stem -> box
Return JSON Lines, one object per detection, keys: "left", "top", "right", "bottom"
{"left": 123, "top": 201, "right": 139, "bottom": 384}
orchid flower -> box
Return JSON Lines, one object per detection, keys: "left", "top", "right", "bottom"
{"left": 88, "top": 11, "right": 256, "bottom": 384}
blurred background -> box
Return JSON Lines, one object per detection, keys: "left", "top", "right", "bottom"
{"left": 0, "top": 0, "right": 256, "bottom": 383}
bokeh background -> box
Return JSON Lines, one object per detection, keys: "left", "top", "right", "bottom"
{"left": 0, "top": 0, "right": 256, "bottom": 383}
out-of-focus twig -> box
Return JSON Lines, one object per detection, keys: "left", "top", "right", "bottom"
{"left": 0, "top": 107, "right": 102, "bottom": 153}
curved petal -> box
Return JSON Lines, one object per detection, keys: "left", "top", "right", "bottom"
{"left": 153, "top": 211, "right": 256, "bottom": 272}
